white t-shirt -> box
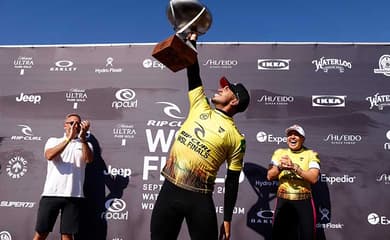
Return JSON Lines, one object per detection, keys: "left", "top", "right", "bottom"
{"left": 42, "top": 136, "right": 93, "bottom": 198}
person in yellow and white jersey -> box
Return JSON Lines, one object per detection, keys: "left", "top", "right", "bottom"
{"left": 150, "top": 33, "right": 250, "bottom": 240}
{"left": 267, "top": 124, "right": 320, "bottom": 240}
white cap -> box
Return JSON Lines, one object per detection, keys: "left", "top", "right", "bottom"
{"left": 285, "top": 124, "right": 305, "bottom": 137}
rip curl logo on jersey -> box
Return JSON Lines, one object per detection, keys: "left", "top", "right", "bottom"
{"left": 257, "top": 59, "right": 290, "bottom": 70}
{"left": 101, "top": 198, "right": 128, "bottom": 221}
{"left": 312, "top": 57, "right": 352, "bottom": 73}
{"left": 312, "top": 95, "right": 346, "bottom": 107}
{"left": 6, "top": 156, "right": 28, "bottom": 179}
{"left": 0, "top": 231, "right": 12, "bottom": 240}
{"left": 112, "top": 89, "right": 138, "bottom": 109}
{"left": 373, "top": 54, "right": 390, "bottom": 76}
{"left": 13, "top": 56, "right": 33, "bottom": 75}
{"left": 365, "top": 93, "right": 390, "bottom": 110}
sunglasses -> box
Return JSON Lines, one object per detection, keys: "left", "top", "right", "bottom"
{"left": 66, "top": 121, "right": 80, "bottom": 126}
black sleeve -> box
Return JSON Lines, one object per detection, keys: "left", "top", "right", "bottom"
{"left": 224, "top": 169, "right": 241, "bottom": 221}
{"left": 186, "top": 40, "right": 202, "bottom": 91}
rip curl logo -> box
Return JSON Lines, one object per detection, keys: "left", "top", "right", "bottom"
{"left": 373, "top": 54, "right": 390, "bottom": 76}
{"left": 101, "top": 198, "right": 128, "bottom": 221}
{"left": 112, "top": 89, "right": 138, "bottom": 109}
{"left": 366, "top": 93, "right": 390, "bottom": 110}
{"left": 0, "top": 231, "right": 12, "bottom": 240}
{"left": 156, "top": 102, "right": 185, "bottom": 119}
{"left": 312, "top": 57, "right": 352, "bottom": 73}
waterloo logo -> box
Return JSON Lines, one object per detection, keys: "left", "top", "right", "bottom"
{"left": 312, "top": 95, "right": 346, "bottom": 107}
{"left": 95, "top": 57, "right": 123, "bottom": 74}
{"left": 11, "top": 124, "right": 42, "bottom": 141}
{"left": 66, "top": 88, "right": 87, "bottom": 109}
{"left": 257, "top": 95, "right": 294, "bottom": 105}
{"left": 257, "top": 59, "right": 290, "bottom": 70}
{"left": 101, "top": 198, "right": 128, "bottom": 221}
{"left": 6, "top": 156, "right": 28, "bottom": 179}
{"left": 15, "top": 92, "right": 42, "bottom": 104}
{"left": 365, "top": 93, "right": 390, "bottom": 110}
{"left": 142, "top": 58, "right": 165, "bottom": 70}
{"left": 112, "top": 89, "right": 138, "bottom": 109}
{"left": 203, "top": 59, "right": 238, "bottom": 69}
{"left": 373, "top": 54, "right": 390, "bottom": 76}
{"left": 13, "top": 56, "right": 33, "bottom": 75}
{"left": 113, "top": 123, "right": 136, "bottom": 146}
{"left": 50, "top": 60, "right": 77, "bottom": 72}
{"left": 323, "top": 133, "right": 362, "bottom": 145}
{"left": 312, "top": 57, "right": 352, "bottom": 73}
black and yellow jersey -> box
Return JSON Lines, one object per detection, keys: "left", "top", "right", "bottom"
{"left": 271, "top": 147, "right": 320, "bottom": 200}
{"left": 162, "top": 86, "right": 246, "bottom": 194}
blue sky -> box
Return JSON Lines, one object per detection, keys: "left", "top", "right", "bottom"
{"left": 1, "top": 0, "right": 389, "bottom": 45}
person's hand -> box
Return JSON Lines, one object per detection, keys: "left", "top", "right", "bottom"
{"left": 219, "top": 221, "right": 231, "bottom": 240}
{"left": 186, "top": 32, "right": 198, "bottom": 41}
{"left": 279, "top": 155, "right": 293, "bottom": 170}
{"left": 78, "top": 120, "right": 90, "bottom": 141}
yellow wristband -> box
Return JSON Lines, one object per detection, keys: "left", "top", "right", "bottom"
{"left": 65, "top": 137, "right": 71, "bottom": 143}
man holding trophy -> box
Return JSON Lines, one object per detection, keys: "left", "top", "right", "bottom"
{"left": 151, "top": 2, "right": 250, "bottom": 240}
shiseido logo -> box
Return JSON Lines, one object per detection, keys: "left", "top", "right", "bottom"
{"left": 366, "top": 93, "right": 390, "bottom": 110}
{"left": 312, "top": 95, "right": 346, "bottom": 107}
{"left": 258, "top": 59, "right": 290, "bottom": 70}
{"left": 373, "top": 54, "right": 390, "bottom": 77}
{"left": 257, "top": 95, "right": 294, "bottom": 105}
{"left": 203, "top": 59, "right": 238, "bottom": 69}
{"left": 323, "top": 134, "right": 362, "bottom": 145}
{"left": 312, "top": 57, "right": 352, "bottom": 73}
{"left": 376, "top": 173, "right": 390, "bottom": 184}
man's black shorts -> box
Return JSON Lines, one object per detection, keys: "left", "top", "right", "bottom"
{"left": 35, "top": 196, "right": 83, "bottom": 234}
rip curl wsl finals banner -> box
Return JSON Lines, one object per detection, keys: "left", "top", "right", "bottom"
{"left": 1, "top": 42, "right": 390, "bottom": 240}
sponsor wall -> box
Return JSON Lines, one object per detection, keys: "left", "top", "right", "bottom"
{"left": 1, "top": 42, "right": 390, "bottom": 240}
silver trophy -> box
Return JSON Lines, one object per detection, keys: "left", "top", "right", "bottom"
{"left": 152, "top": 0, "right": 212, "bottom": 72}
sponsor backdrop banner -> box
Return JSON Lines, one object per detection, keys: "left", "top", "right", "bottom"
{"left": 1, "top": 43, "right": 390, "bottom": 240}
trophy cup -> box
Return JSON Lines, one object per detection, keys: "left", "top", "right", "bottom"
{"left": 152, "top": 0, "right": 212, "bottom": 72}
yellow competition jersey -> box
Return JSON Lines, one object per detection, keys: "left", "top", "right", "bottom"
{"left": 272, "top": 147, "right": 320, "bottom": 200}
{"left": 162, "top": 86, "right": 246, "bottom": 194}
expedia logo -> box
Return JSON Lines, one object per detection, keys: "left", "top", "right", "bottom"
{"left": 257, "top": 59, "right": 290, "bottom": 70}
{"left": 312, "top": 95, "right": 346, "bottom": 107}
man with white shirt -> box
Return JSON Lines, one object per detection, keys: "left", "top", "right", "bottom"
{"left": 33, "top": 113, "right": 93, "bottom": 240}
